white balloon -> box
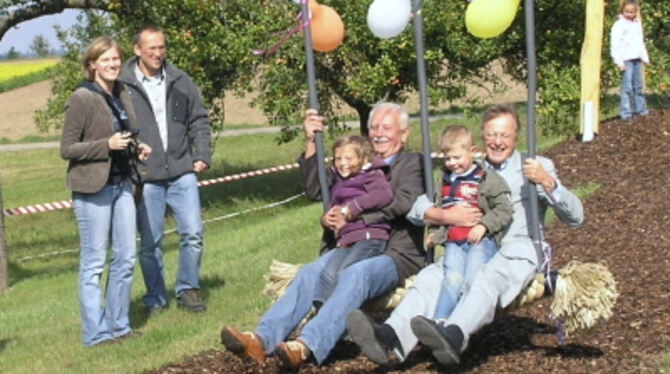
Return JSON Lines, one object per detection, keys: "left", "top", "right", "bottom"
{"left": 367, "top": 0, "right": 412, "bottom": 39}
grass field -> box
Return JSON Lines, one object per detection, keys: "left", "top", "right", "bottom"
{"left": 0, "top": 116, "right": 470, "bottom": 373}
{"left": 0, "top": 111, "right": 667, "bottom": 373}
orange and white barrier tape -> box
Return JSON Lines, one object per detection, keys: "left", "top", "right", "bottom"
{"left": 3, "top": 161, "right": 301, "bottom": 217}
{"left": 3, "top": 153, "right": 459, "bottom": 217}
{"left": 3, "top": 200, "right": 74, "bottom": 216}
{"left": 197, "top": 162, "right": 300, "bottom": 186}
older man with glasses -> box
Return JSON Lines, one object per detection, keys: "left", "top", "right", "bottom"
{"left": 346, "top": 103, "right": 584, "bottom": 366}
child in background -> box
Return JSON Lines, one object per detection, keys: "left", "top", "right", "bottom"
{"left": 314, "top": 135, "right": 393, "bottom": 306}
{"left": 610, "top": 0, "right": 650, "bottom": 120}
{"left": 428, "top": 125, "right": 512, "bottom": 320}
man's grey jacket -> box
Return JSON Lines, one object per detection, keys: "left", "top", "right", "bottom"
{"left": 119, "top": 57, "right": 212, "bottom": 183}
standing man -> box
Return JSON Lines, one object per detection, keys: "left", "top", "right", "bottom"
{"left": 119, "top": 25, "right": 212, "bottom": 314}
{"left": 346, "top": 104, "right": 584, "bottom": 366}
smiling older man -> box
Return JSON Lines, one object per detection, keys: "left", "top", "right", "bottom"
{"left": 346, "top": 103, "right": 584, "bottom": 366}
{"left": 221, "top": 102, "right": 438, "bottom": 369}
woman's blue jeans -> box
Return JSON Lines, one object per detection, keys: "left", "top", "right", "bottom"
{"left": 433, "top": 237, "right": 497, "bottom": 320}
{"left": 74, "top": 179, "right": 136, "bottom": 346}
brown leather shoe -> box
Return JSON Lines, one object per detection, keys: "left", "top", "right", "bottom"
{"left": 275, "top": 340, "right": 309, "bottom": 370}
{"left": 220, "top": 325, "right": 265, "bottom": 364}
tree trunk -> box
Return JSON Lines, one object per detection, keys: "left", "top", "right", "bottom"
{"left": 0, "top": 0, "right": 113, "bottom": 39}
{"left": 355, "top": 105, "right": 371, "bottom": 138}
{"left": 313, "top": 60, "right": 371, "bottom": 137}
{"left": 0, "top": 179, "right": 8, "bottom": 292}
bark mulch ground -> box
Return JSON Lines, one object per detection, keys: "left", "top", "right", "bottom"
{"left": 152, "top": 110, "right": 670, "bottom": 373}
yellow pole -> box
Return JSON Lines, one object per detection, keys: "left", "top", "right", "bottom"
{"left": 580, "top": 0, "right": 604, "bottom": 136}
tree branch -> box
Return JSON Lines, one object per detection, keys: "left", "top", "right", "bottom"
{"left": 0, "top": 0, "right": 114, "bottom": 40}
{"left": 316, "top": 58, "right": 371, "bottom": 133}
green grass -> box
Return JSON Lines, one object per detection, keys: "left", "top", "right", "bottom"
{"left": 662, "top": 352, "right": 670, "bottom": 373}
{"left": 0, "top": 134, "right": 61, "bottom": 145}
{"left": 1, "top": 202, "right": 323, "bottom": 374}
{"left": 544, "top": 182, "right": 600, "bottom": 226}
{"left": 0, "top": 113, "right": 665, "bottom": 373}
{"left": 0, "top": 130, "right": 322, "bottom": 373}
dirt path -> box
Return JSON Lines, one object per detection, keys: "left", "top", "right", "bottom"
{"left": 0, "top": 80, "right": 53, "bottom": 141}
{"left": 0, "top": 79, "right": 270, "bottom": 142}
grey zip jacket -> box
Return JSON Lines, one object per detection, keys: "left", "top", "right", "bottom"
{"left": 118, "top": 57, "right": 212, "bottom": 182}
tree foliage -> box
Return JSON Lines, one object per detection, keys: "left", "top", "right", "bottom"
{"left": 6, "top": 46, "right": 19, "bottom": 59}
{"left": 34, "top": 1, "right": 265, "bottom": 135}
{"left": 502, "top": 0, "right": 670, "bottom": 136}
{"left": 29, "top": 34, "right": 50, "bottom": 57}
{"left": 34, "top": 11, "right": 122, "bottom": 133}
{"left": 0, "top": 0, "right": 112, "bottom": 37}
{"left": 8, "top": 0, "right": 669, "bottom": 140}
{"left": 251, "top": 0, "right": 502, "bottom": 140}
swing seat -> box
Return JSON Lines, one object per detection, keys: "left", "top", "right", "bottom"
{"left": 262, "top": 259, "right": 414, "bottom": 315}
{"left": 263, "top": 259, "right": 618, "bottom": 337}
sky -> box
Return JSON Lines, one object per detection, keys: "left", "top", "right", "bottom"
{"left": 0, "top": 9, "right": 81, "bottom": 55}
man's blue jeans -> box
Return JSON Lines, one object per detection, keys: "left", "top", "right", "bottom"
{"left": 434, "top": 237, "right": 497, "bottom": 320}
{"left": 620, "top": 59, "right": 648, "bottom": 119}
{"left": 256, "top": 252, "right": 398, "bottom": 364}
{"left": 73, "top": 179, "right": 136, "bottom": 346}
{"left": 137, "top": 173, "right": 204, "bottom": 307}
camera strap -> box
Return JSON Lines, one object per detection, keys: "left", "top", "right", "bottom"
{"left": 79, "top": 81, "right": 132, "bottom": 132}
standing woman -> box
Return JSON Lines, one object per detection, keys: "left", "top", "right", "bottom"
{"left": 61, "top": 37, "right": 151, "bottom": 346}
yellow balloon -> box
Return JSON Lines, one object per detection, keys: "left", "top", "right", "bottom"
{"left": 465, "top": 0, "right": 521, "bottom": 39}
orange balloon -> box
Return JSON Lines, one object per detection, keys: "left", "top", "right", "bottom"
{"left": 310, "top": 3, "right": 344, "bottom": 52}
{"left": 309, "top": 0, "right": 323, "bottom": 18}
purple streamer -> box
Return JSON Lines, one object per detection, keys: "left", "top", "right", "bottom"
{"left": 252, "top": 1, "right": 311, "bottom": 57}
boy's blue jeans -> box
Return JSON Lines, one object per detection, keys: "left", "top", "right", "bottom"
{"left": 434, "top": 237, "right": 497, "bottom": 319}
{"left": 620, "top": 59, "right": 648, "bottom": 119}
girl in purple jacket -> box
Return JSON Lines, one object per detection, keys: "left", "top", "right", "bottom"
{"left": 314, "top": 135, "right": 394, "bottom": 306}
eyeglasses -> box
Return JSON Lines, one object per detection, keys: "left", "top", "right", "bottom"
{"left": 484, "top": 132, "right": 514, "bottom": 140}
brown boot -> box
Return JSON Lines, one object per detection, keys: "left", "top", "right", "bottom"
{"left": 275, "top": 340, "right": 310, "bottom": 370}
{"left": 220, "top": 325, "right": 266, "bottom": 364}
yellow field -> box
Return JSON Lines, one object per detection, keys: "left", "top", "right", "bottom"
{"left": 0, "top": 58, "right": 59, "bottom": 82}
